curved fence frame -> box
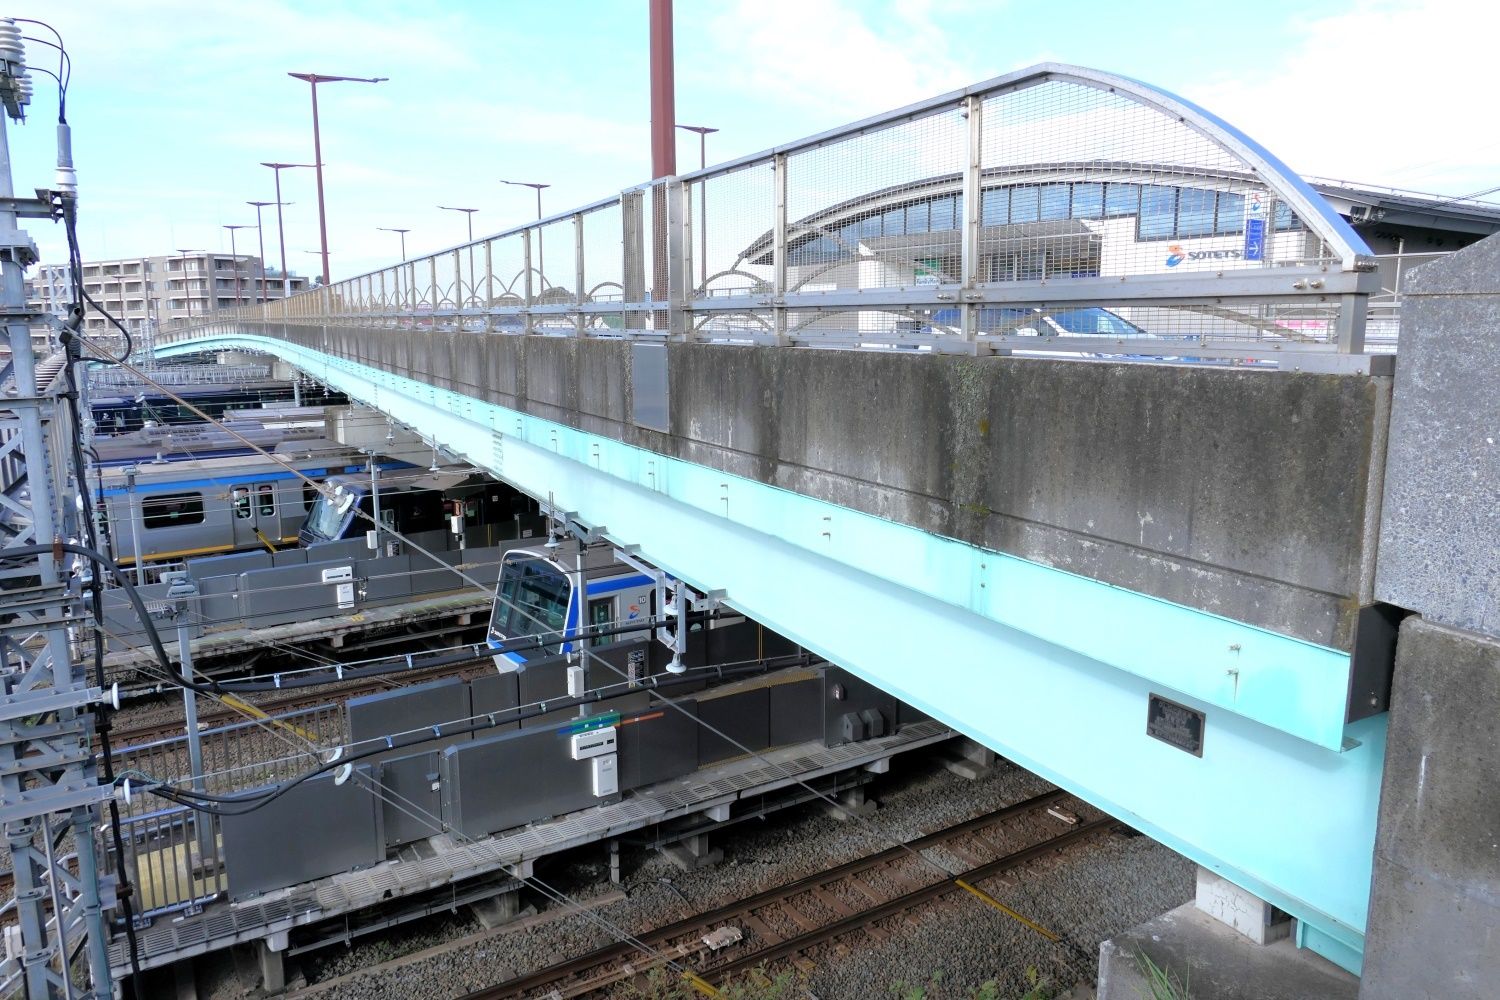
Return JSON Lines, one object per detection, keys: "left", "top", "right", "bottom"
{"left": 174, "top": 63, "right": 1384, "bottom": 372}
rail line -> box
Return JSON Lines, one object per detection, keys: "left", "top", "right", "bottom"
{"left": 462, "top": 789, "right": 1113, "bottom": 1000}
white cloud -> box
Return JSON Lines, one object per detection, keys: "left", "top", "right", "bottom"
{"left": 1187, "top": 0, "right": 1500, "bottom": 197}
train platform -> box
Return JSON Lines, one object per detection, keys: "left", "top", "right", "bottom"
{"left": 105, "top": 589, "right": 491, "bottom": 682}
{"left": 108, "top": 719, "right": 956, "bottom": 978}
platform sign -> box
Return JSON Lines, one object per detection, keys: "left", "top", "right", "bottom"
{"left": 1147, "top": 693, "right": 1205, "bottom": 756}
{"left": 1244, "top": 217, "right": 1266, "bottom": 262}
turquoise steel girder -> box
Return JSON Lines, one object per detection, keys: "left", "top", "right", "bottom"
{"left": 159, "top": 333, "right": 1384, "bottom": 972}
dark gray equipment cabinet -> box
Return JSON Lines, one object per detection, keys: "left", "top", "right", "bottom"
{"left": 378, "top": 750, "right": 444, "bottom": 848}
{"left": 618, "top": 700, "right": 699, "bottom": 790}
{"left": 770, "top": 676, "right": 824, "bottom": 747}
{"left": 347, "top": 675, "right": 472, "bottom": 763}
{"left": 439, "top": 727, "right": 600, "bottom": 839}
{"left": 221, "top": 766, "right": 384, "bottom": 901}
{"left": 697, "top": 687, "right": 770, "bottom": 765}
{"left": 822, "top": 668, "right": 900, "bottom": 746}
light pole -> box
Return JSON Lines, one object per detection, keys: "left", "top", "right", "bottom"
{"left": 438, "top": 205, "right": 478, "bottom": 242}
{"left": 174, "top": 248, "right": 197, "bottom": 319}
{"left": 222, "top": 225, "right": 252, "bottom": 309}
{"left": 260, "top": 162, "right": 316, "bottom": 297}
{"left": 501, "top": 180, "right": 549, "bottom": 288}
{"left": 287, "top": 72, "right": 389, "bottom": 285}
{"left": 377, "top": 227, "right": 410, "bottom": 261}
{"left": 439, "top": 206, "right": 479, "bottom": 305}
{"left": 246, "top": 200, "right": 289, "bottom": 303}
{"left": 676, "top": 124, "right": 718, "bottom": 290}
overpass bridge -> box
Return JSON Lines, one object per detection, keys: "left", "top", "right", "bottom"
{"left": 152, "top": 63, "right": 1498, "bottom": 997}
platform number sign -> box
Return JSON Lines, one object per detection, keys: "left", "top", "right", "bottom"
{"left": 1147, "top": 694, "right": 1205, "bottom": 757}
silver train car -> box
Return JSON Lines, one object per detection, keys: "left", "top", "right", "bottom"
{"left": 95, "top": 442, "right": 412, "bottom": 567}
{"left": 91, "top": 408, "right": 330, "bottom": 466}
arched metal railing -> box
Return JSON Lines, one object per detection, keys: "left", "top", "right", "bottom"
{"left": 165, "top": 63, "right": 1384, "bottom": 372}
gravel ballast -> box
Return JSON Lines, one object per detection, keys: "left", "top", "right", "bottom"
{"left": 183, "top": 748, "right": 1197, "bottom": 1000}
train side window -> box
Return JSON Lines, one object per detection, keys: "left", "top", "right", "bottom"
{"left": 257, "top": 484, "right": 276, "bottom": 518}
{"left": 142, "top": 492, "right": 205, "bottom": 528}
{"left": 589, "top": 598, "right": 613, "bottom": 647}
{"left": 233, "top": 487, "right": 251, "bottom": 519}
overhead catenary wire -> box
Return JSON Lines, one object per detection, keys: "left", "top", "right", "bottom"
{"left": 96, "top": 310, "right": 1080, "bottom": 963}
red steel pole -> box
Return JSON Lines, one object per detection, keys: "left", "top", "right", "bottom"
{"left": 649, "top": 0, "right": 675, "bottom": 320}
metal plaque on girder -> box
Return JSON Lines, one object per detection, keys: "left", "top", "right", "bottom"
{"left": 1147, "top": 694, "right": 1204, "bottom": 757}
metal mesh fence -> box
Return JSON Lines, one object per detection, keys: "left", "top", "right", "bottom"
{"left": 171, "top": 65, "right": 1389, "bottom": 367}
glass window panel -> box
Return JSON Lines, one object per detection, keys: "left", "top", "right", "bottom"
{"left": 1104, "top": 183, "right": 1140, "bottom": 217}
{"left": 1138, "top": 185, "right": 1178, "bottom": 240}
{"left": 980, "top": 188, "right": 1009, "bottom": 227}
{"left": 929, "top": 196, "right": 956, "bottom": 231}
{"left": 1273, "top": 201, "right": 1302, "bottom": 231}
{"left": 882, "top": 206, "right": 905, "bottom": 236}
{"left": 1010, "top": 187, "right": 1040, "bottom": 224}
{"left": 233, "top": 487, "right": 251, "bottom": 519}
{"left": 1070, "top": 183, "right": 1103, "bottom": 219}
{"left": 1216, "top": 193, "right": 1246, "bottom": 235}
{"left": 906, "top": 200, "right": 930, "bottom": 234}
{"left": 142, "top": 492, "right": 205, "bottom": 528}
{"left": 858, "top": 213, "right": 882, "bottom": 239}
{"left": 1177, "top": 187, "right": 1217, "bottom": 238}
{"left": 1040, "top": 184, "right": 1071, "bottom": 222}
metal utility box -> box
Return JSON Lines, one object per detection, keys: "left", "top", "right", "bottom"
{"left": 221, "top": 766, "right": 384, "bottom": 901}
{"left": 822, "top": 668, "right": 899, "bottom": 747}
{"left": 440, "top": 727, "right": 596, "bottom": 839}
{"left": 378, "top": 750, "right": 443, "bottom": 848}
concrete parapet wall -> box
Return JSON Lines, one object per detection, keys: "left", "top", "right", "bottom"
{"left": 1375, "top": 235, "right": 1500, "bottom": 638}
{"left": 251, "top": 322, "right": 1389, "bottom": 649}
{"left": 1360, "top": 615, "right": 1500, "bottom": 1000}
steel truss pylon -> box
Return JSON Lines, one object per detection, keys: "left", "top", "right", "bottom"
{"left": 0, "top": 106, "right": 115, "bottom": 999}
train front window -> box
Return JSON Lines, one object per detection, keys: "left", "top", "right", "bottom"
{"left": 305, "top": 488, "right": 356, "bottom": 540}
{"left": 490, "top": 557, "right": 570, "bottom": 642}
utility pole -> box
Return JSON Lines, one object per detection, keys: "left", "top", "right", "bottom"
{"left": 287, "top": 72, "right": 388, "bottom": 285}
{"left": 649, "top": 0, "right": 676, "bottom": 328}
{"left": 0, "top": 23, "right": 116, "bottom": 998}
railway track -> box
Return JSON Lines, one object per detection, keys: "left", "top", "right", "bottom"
{"left": 107, "top": 656, "right": 496, "bottom": 749}
{"left": 464, "top": 789, "right": 1113, "bottom": 999}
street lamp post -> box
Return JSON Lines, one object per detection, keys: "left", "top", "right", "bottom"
{"left": 437, "top": 205, "right": 478, "bottom": 242}
{"left": 246, "top": 200, "right": 288, "bottom": 303}
{"left": 288, "top": 72, "right": 389, "bottom": 286}
{"left": 222, "top": 225, "right": 252, "bottom": 310}
{"left": 500, "top": 180, "right": 549, "bottom": 288}
{"left": 260, "top": 162, "right": 316, "bottom": 297}
{"left": 377, "top": 227, "right": 410, "bottom": 261}
{"left": 438, "top": 206, "right": 479, "bottom": 306}
{"left": 676, "top": 124, "right": 718, "bottom": 290}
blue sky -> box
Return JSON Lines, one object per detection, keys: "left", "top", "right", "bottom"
{"left": 8, "top": 0, "right": 1496, "bottom": 281}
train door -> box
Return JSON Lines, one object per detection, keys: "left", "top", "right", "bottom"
{"left": 229, "top": 481, "right": 280, "bottom": 550}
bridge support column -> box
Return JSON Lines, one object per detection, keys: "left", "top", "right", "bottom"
{"left": 256, "top": 932, "right": 288, "bottom": 994}
{"left": 661, "top": 833, "right": 722, "bottom": 872}
{"left": 1359, "top": 618, "right": 1500, "bottom": 1000}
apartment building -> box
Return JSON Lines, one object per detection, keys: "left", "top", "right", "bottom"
{"left": 27, "top": 252, "right": 310, "bottom": 338}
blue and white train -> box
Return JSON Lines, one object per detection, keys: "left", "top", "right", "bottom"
{"left": 487, "top": 544, "right": 658, "bottom": 667}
